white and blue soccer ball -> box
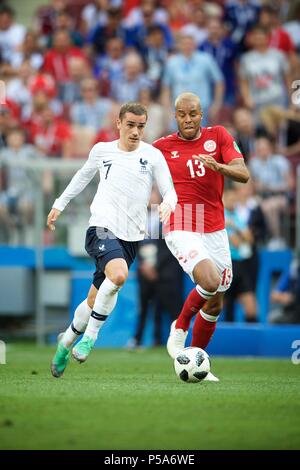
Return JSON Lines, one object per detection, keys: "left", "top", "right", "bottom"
{"left": 174, "top": 347, "right": 211, "bottom": 383}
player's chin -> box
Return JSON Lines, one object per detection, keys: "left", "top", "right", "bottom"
{"left": 182, "top": 130, "right": 198, "bottom": 140}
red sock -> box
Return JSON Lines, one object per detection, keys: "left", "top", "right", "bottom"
{"left": 175, "top": 288, "right": 207, "bottom": 331}
{"left": 191, "top": 311, "right": 217, "bottom": 349}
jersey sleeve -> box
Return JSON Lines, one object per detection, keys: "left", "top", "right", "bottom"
{"left": 153, "top": 149, "right": 177, "bottom": 211}
{"left": 218, "top": 126, "right": 244, "bottom": 164}
{"left": 52, "top": 144, "right": 99, "bottom": 211}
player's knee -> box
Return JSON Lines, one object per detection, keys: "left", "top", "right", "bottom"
{"left": 208, "top": 303, "right": 222, "bottom": 317}
{"left": 87, "top": 293, "right": 96, "bottom": 309}
{"left": 200, "top": 277, "right": 220, "bottom": 294}
{"left": 108, "top": 270, "right": 127, "bottom": 286}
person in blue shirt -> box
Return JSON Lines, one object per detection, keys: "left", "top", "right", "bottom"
{"left": 224, "top": 0, "right": 261, "bottom": 53}
{"left": 271, "top": 257, "right": 300, "bottom": 323}
{"left": 161, "top": 34, "right": 224, "bottom": 127}
{"left": 223, "top": 186, "right": 257, "bottom": 322}
{"left": 200, "top": 17, "right": 239, "bottom": 107}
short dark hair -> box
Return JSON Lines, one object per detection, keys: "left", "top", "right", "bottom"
{"left": 0, "top": 4, "right": 15, "bottom": 16}
{"left": 250, "top": 24, "right": 269, "bottom": 35}
{"left": 119, "top": 102, "right": 148, "bottom": 121}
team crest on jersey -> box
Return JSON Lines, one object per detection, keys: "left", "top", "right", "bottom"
{"left": 203, "top": 140, "right": 216, "bottom": 152}
{"left": 171, "top": 150, "right": 180, "bottom": 159}
{"left": 139, "top": 158, "right": 148, "bottom": 173}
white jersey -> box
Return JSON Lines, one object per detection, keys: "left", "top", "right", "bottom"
{"left": 53, "top": 140, "right": 177, "bottom": 241}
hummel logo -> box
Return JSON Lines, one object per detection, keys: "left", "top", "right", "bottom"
{"left": 171, "top": 151, "right": 180, "bottom": 159}
{"left": 98, "top": 244, "right": 105, "bottom": 251}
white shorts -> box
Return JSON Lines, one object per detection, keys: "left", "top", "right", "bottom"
{"left": 165, "top": 229, "right": 233, "bottom": 292}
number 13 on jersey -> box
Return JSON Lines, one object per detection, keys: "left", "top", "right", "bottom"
{"left": 186, "top": 159, "right": 205, "bottom": 178}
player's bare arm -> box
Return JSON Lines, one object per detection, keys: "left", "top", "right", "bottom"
{"left": 192, "top": 154, "right": 249, "bottom": 183}
{"left": 47, "top": 208, "right": 61, "bottom": 231}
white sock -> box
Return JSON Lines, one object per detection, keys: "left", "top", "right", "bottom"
{"left": 84, "top": 278, "right": 121, "bottom": 341}
{"left": 61, "top": 299, "right": 92, "bottom": 348}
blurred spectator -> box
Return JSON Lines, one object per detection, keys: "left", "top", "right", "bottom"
{"left": 35, "top": 0, "right": 70, "bottom": 45}
{"left": 0, "top": 103, "right": 20, "bottom": 149}
{"left": 10, "top": 30, "right": 43, "bottom": 71}
{"left": 270, "top": 256, "right": 300, "bottom": 324}
{"left": 124, "top": 0, "right": 173, "bottom": 56}
{"left": 138, "top": 88, "right": 168, "bottom": 143}
{"left": 258, "top": 4, "right": 299, "bottom": 78}
{"left": 0, "top": 127, "right": 41, "bottom": 241}
{"left": 110, "top": 52, "right": 152, "bottom": 103}
{"left": 232, "top": 107, "right": 266, "bottom": 162}
{"left": 49, "top": 8, "right": 84, "bottom": 48}
{"left": 0, "top": 4, "right": 26, "bottom": 65}
{"left": 43, "top": 29, "right": 87, "bottom": 84}
{"left": 6, "top": 61, "right": 36, "bottom": 120}
{"left": 161, "top": 34, "right": 224, "bottom": 126}
{"left": 249, "top": 136, "right": 294, "bottom": 248}
{"left": 92, "top": 102, "right": 120, "bottom": 144}
{"left": 80, "top": 0, "right": 109, "bottom": 34}
{"left": 29, "top": 106, "right": 72, "bottom": 158}
{"left": 70, "top": 78, "right": 113, "bottom": 132}
{"left": 164, "top": 0, "right": 190, "bottom": 33}
{"left": 128, "top": 187, "right": 184, "bottom": 347}
{"left": 239, "top": 25, "right": 290, "bottom": 117}
{"left": 87, "top": 6, "right": 126, "bottom": 56}
{"left": 260, "top": 103, "right": 300, "bottom": 158}
{"left": 223, "top": 186, "right": 257, "bottom": 322}
{"left": 143, "top": 25, "right": 169, "bottom": 97}
{"left": 180, "top": 5, "right": 208, "bottom": 47}
{"left": 284, "top": 2, "right": 300, "bottom": 53}
{"left": 200, "top": 17, "right": 239, "bottom": 107}
{"left": 124, "top": 0, "right": 168, "bottom": 29}
{"left": 94, "top": 37, "right": 125, "bottom": 94}
{"left": 224, "top": 0, "right": 260, "bottom": 52}
{"left": 58, "top": 56, "right": 92, "bottom": 106}
{"left": 235, "top": 179, "right": 268, "bottom": 300}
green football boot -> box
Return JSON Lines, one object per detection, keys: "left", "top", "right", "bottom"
{"left": 72, "top": 336, "right": 95, "bottom": 363}
{"left": 51, "top": 342, "right": 71, "bottom": 378}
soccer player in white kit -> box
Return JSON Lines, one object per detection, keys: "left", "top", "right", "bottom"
{"left": 48, "top": 102, "right": 177, "bottom": 377}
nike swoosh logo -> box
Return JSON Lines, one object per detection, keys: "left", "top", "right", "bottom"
{"left": 103, "top": 160, "right": 112, "bottom": 164}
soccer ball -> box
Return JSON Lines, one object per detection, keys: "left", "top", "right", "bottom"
{"left": 174, "top": 347, "right": 211, "bottom": 383}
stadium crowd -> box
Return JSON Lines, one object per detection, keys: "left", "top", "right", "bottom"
{"left": 0, "top": 0, "right": 299, "bottom": 324}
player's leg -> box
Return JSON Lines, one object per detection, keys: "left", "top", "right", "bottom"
{"left": 191, "top": 230, "right": 232, "bottom": 348}
{"left": 191, "top": 292, "right": 224, "bottom": 349}
{"left": 190, "top": 292, "right": 224, "bottom": 382}
{"left": 72, "top": 258, "right": 127, "bottom": 362}
{"left": 50, "top": 285, "right": 98, "bottom": 378}
{"left": 165, "top": 231, "right": 220, "bottom": 358}
{"left": 191, "top": 230, "right": 233, "bottom": 381}
{"left": 176, "top": 258, "right": 220, "bottom": 331}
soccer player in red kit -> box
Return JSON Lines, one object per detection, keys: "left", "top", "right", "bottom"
{"left": 153, "top": 92, "right": 250, "bottom": 381}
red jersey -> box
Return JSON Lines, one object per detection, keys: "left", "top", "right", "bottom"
{"left": 153, "top": 126, "right": 243, "bottom": 233}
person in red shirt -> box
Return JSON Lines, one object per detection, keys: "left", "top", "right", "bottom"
{"left": 258, "top": 5, "right": 298, "bottom": 76}
{"left": 43, "top": 28, "right": 87, "bottom": 84}
{"left": 154, "top": 92, "right": 249, "bottom": 381}
{"left": 30, "top": 106, "right": 72, "bottom": 158}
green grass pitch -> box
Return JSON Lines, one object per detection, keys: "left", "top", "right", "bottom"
{"left": 0, "top": 343, "right": 299, "bottom": 450}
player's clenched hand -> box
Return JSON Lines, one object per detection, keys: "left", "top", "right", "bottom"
{"left": 159, "top": 202, "right": 172, "bottom": 225}
{"left": 47, "top": 208, "right": 61, "bottom": 231}
{"left": 192, "top": 152, "right": 220, "bottom": 172}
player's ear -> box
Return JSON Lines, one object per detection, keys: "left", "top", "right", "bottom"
{"left": 116, "top": 118, "right": 121, "bottom": 130}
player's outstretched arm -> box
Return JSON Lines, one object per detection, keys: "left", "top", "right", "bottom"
{"left": 192, "top": 154, "right": 249, "bottom": 183}
{"left": 51, "top": 145, "right": 99, "bottom": 215}
{"left": 47, "top": 208, "right": 61, "bottom": 231}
